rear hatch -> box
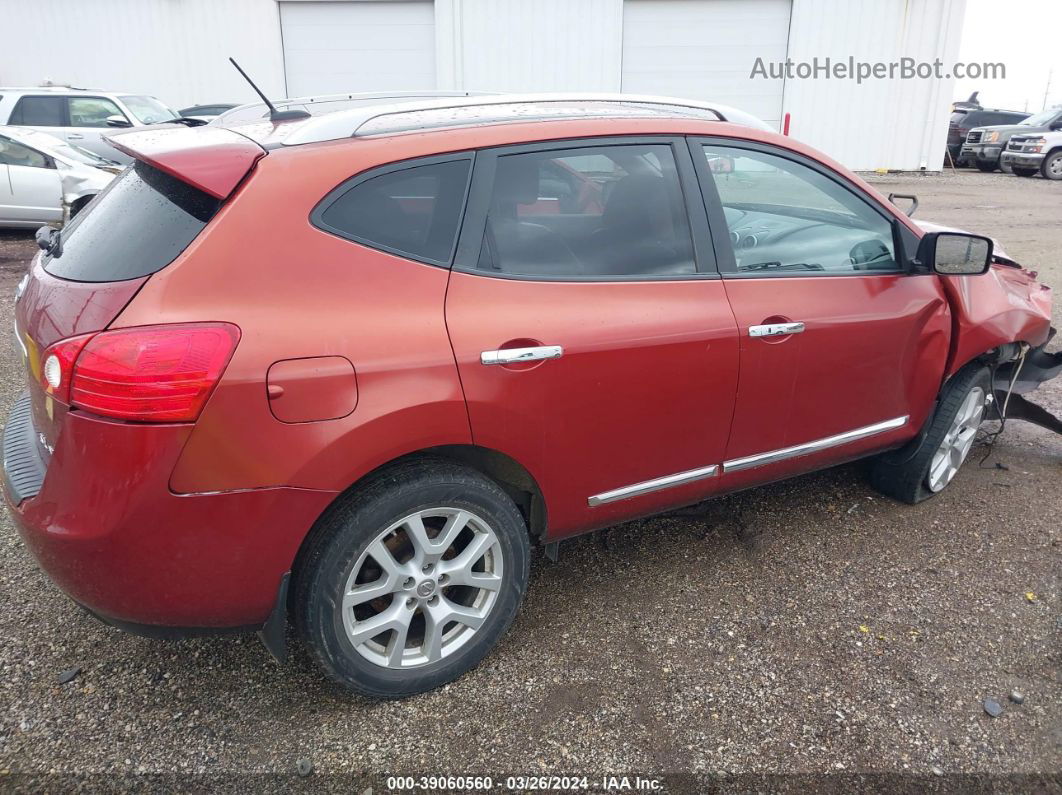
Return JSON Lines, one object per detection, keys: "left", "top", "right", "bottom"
{"left": 10, "top": 126, "right": 264, "bottom": 484}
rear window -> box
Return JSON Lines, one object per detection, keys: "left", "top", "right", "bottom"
{"left": 44, "top": 161, "right": 220, "bottom": 283}
{"left": 313, "top": 157, "right": 472, "bottom": 266}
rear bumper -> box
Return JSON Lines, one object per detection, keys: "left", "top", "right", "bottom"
{"left": 3, "top": 391, "right": 335, "bottom": 628}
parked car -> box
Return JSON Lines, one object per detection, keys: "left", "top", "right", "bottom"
{"left": 0, "top": 87, "right": 182, "bottom": 163}
{"left": 5, "top": 95, "right": 1058, "bottom": 699}
{"left": 1001, "top": 127, "right": 1062, "bottom": 180}
{"left": 178, "top": 103, "right": 237, "bottom": 123}
{"left": 0, "top": 125, "right": 119, "bottom": 227}
{"left": 962, "top": 107, "right": 1062, "bottom": 172}
{"left": 946, "top": 107, "right": 1029, "bottom": 166}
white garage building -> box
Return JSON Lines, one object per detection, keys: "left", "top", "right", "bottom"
{"left": 1, "top": 0, "right": 966, "bottom": 171}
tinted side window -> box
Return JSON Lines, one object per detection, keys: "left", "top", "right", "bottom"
{"left": 316, "top": 159, "right": 471, "bottom": 266}
{"left": 10, "top": 96, "right": 66, "bottom": 126}
{"left": 0, "top": 136, "right": 49, "bottom": 169}
{"left": 703, "top": 146, "right": 898, "bottom": 275}
{"left": 68, "top": 97, "right": 124, "bottom": 127}
{"left": 479, "top": 144, "right": 695, "bottom": 278}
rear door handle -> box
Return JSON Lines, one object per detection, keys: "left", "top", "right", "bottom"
{"left": 66, "top": 133, "right": 84, "bottom": 140}
{"left": 480, "top": 345, "right": 563, "bottom": 365}
{"left": 749, "top": 322, "right": 805, "bottom": 337}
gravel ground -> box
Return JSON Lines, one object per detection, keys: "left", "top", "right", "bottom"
{"left": 0, "top": 170, "right": 1059, "bottom": 792}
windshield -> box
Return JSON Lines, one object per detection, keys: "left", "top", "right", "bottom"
{"left": 1021, "top": 108, "right": 1061, "bottom": 126}
{"left": 36, "top": 132, "right": 116, "bottom": 166}
{"left": 2, "top": 129, "right": 116, "bottom": 168}
{"left": 120, "top": 95, "right": 180, "bottom": 124}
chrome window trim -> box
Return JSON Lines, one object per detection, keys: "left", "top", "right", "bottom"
{"left": 723, "top": 416, "right": 908, "bottom": 473}
{"left": 587, "top": 464, "right": 718, "bottom": 507}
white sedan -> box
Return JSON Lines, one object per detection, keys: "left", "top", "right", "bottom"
{"left": 0, "top": 126, "right": 121, "bottom": 228}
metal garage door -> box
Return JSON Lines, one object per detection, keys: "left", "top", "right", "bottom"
{"left": 622, "top": 0, "right": 792, "bottom": 130}
{"left": 280, "top": 1, "right": 436, "bottom": 97}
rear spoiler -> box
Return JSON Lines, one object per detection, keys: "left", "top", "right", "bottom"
{"left": 104, "top": 126, "right": 266, "bottom": 200}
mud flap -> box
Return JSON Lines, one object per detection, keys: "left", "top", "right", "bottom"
{"left": 258, "top": 572, "right": 290, "bottom": 664}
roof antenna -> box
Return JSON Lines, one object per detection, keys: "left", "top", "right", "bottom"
{"left": 229, "top": 57, "right": 310, "bottom": 122}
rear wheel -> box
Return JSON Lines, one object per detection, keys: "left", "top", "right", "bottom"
{"left": 1012, "top": 167, "right": 1038, "bottom": 177}
{"left": 1041, "top": 151, "right": 1062, "bottom": 180}
{"left": 975, "top": 160, "right": 997, "bottom": 172}
{"left": 869, "top": 366, "right": 991, "bottom": 504}
{"left": 294, "top": 459, "right": 530, "bottom": 698}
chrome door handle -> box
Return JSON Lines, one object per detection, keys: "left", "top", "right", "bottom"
{"left": 749, "top": 322, "right": 805, "bottom": 337}
{"left": 480, "top": 345, "right": 563, "bottom": 365}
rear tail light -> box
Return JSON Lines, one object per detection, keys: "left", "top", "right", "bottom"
{"left": 39, "top": 333, "right": 94, "bottom": 402}
{"left": 39, "top": 323, "right": 240, "bottom": 422}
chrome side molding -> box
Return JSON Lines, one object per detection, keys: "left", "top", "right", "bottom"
{"left": 723, "top": 416, "right": 908, "bottom": 473}
{"left": 587, "top": 464, "right": 718, "bottom": 507}
{"left": 586, "top": 416, "right": 907, "bottom": 507}
{"left": 480, "top": 345, "right": 563, "bottom": 366}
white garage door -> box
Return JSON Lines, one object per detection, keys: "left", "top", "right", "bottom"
{"left": 280, "top": 1, "right": 436, "bottom": 97}
{"left": 622, "top": 0, "right": 792, "bottom": 130}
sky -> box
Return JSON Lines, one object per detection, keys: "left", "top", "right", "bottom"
{"left": 953, "top": 0, "right": 1061, "bottom": 112}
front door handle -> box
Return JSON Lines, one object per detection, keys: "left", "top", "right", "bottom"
{"left": 480, "top": 345, "right": 563, "bottom": 365}
{"left": 66, "top": 133, "right": 84, "bottom": 140}
{"left": 749, "top": 322, "right": 805, "bottom": 337}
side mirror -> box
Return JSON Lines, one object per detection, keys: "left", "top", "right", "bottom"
{"left": 919, "top": 232, "right": 993, "bottom": 275}
{"left": 105, "top": 115, "right": 132, "bottom": 128}
{"left": 1050, "top": 120, "right": 1062, "bottom": 131}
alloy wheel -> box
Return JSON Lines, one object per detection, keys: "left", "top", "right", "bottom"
{"left": 926, "top": 387, "right": 985, "bottom": 492}
{"left": 341, "top": 508, "right": 503, "bottom": 669}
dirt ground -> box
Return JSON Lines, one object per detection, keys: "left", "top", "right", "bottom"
{"left": 0, "top": 170, "right": 1058, "bottom": 792}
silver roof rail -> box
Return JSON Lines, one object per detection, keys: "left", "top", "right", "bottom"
{"left": 213, "top": 90, "right": 500, "bottom": 126}
{"left": 278, "top": 92, "right": 773, "bottom": 145}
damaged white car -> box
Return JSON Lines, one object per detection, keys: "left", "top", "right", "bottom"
{"left": 0, "top": 126, "right": 120, "bottom": 228}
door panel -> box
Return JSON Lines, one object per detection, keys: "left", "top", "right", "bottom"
{"left": 6, "top": 164, "right": 61, "bottom": 223}
{"left": 689, "top": 138, "right": 951, "bottom": 484}
{"left": 722, "top": 274, "right": 950, "bottom": 468}
{"left": 446, "top": 137, "right": 738, "bottom": 539}
{"left": 446, "top": 273, "right": 739, "bottom": 538}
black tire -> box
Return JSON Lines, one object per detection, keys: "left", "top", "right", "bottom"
{"left": 69, "top": 195, "right": 94, "bottom": 217}
{"left": 869, "top": 365, "right": 991, "bottom": 504}
{"left": 975, "top": 160, "right": 997, "bottom": 172}
{"left": 1040, "top": 151, "right": 1062, "bottom": 181}
{"left": 1012, "top": 167, "right": 1038, "bottom": 177}
{"left": 294, "top": 458, "right": 530, "bottom": 698}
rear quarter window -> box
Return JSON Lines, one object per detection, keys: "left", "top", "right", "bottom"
{"left": 44, "top": 161, "right": 220, "bottom": 283}
{"left": 313, "top": 157, "right": 472, "bottom": 266}
{"left": 10, "top": 96, "right": 66, "bottom": 126}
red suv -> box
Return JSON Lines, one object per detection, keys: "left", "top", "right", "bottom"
{"left": 5, "top": 96, "right": 1058, "bottom": 698}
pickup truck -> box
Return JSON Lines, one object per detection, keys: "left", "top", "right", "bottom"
{"left": 1001, "top": 128, "right": 1062, "bottom": 180}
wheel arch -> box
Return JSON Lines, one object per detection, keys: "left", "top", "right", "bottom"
{"left": 287, "top": 444, "right": 548, "bottom": 602}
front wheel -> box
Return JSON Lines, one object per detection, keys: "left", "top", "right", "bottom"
{"left": 869, "top": 366, "right": 991, "bottom": 504}
{"left": 1041, "top": 151, "right": 1062, "bottom": 180}
{"left": 294, "top": 459, "right": 530, "bottom": 698}
{"left": 975, "top": 160, "right": 997, "bottom": 172}
{"left": 1012, "top": 167, "right": 1038, "bottom": 177}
